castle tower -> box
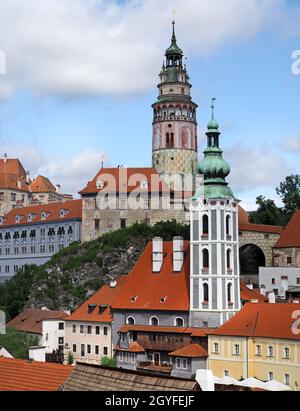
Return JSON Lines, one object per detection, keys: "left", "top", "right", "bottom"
{"left": 190, "top": 99, "right": 241, "bottom": 328}
{"left": 152, "top": 21, "right": 198, "bottom": 177}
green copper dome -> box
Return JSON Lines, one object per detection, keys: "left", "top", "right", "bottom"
{"left": 165, "top": 21, "right": 183, "bottom": 56}
{"left": 195, "top": 99, "right": 238, "bottom": 201}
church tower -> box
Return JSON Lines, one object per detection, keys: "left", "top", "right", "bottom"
{"left": 152, "top": 21, "right": 198, "bottom": 177}
{"left": 190, "top": 99, "right": 241, "bottom": 328}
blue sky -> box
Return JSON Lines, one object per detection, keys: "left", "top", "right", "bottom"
{"left": 0, "top": 0, "right": 299, "bottom": 209}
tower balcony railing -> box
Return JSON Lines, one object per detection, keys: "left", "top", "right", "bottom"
{"left": 153, "top": 115, "right": 196, "bottom": 123}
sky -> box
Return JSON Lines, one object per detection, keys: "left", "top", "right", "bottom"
{"left": 0, "top": 0, "right": 300, "bottom": 210}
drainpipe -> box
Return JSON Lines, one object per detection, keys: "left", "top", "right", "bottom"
{"left": 246, "top": 337, "right": 249, "bottom": 379}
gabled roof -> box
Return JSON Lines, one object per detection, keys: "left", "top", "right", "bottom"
{"left": 240, "top": 282, "right": 267, "bottom": 303}
{"left": 0, "top": 358, "right": 72, "bottom": 391}
{"left": 169, "top": 344, "right": 208, "bottom": 358}
{"left": 275, "top": 210, "right": 300, "bottom": 248}
{"left": 112, "top": 241, "right": 190, "bottom": 312}
{"left": 0, "top": 159, "right": 27, "bottom": 178}
{"left": 79, "top": 167, "right": 169, "bottom": 195}
{"left": 29, "top": 175, "right": 58, "bottom": 194}
{"left": 0, "top": 199, "right": 82, "bottom": 227}
{"left": 66, "top": 276, "right": 127, "bottom": 324}
{"left": 7, "top": 309, "right": 69, "bottom": 335}
{"left": 62, "top": 363, "right": 200, "bottom": 391}
{"left": 209, "top": 303, "right": 300, "bottom": 341}
{"left": 115, "top": 342, "right": 145, "bottom": 353}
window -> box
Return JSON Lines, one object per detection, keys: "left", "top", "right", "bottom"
{"left": 203, "top": 249, "right": 209, "bottom": 269}
{"left": 87, "top": 325, "right": 92, "bottom": 335}
{"left": 227, "top": 283, "right": 232, "bottom": 303}
{"left": 227, "top": 250, "right": 231, "bottom": 270}
{"left": 87, "top": 345, "right": 91, "bottom": 354}
{"left": 272, "top": 279, "right": 276, "bottom": 285}
{"left": 80, "top": 325, "right": 85, "bottom": 334}
{"left": 103, "top": 326, "right": 108, "bottom": 336}
{"left": 81, "top": 344, "right": 85, "bottom": 357}
{"left": 58, "top": 337, "right": 64, "bottom": 346}
{"left": 95, "top": 326, "right": 100, "bottom": 335}
{"left": 226, "top": 215, "right": 231, "bottom": 236}
{"left": 284, "top": 374, "right": 290, "bottom": 386}
{"left": 150, "top": 317, "right": 159, "bottom": 326}
{"left": 127, "top": 317, "right": 135, "bottom": 325}
{"left": 176, "top": 358, "right": 181, "bottom": 369}
{"left": 202, "top": 215, "right": 209, "bottom": 236}
{"left": 268, "top": 346, "right": 274, "bottom": 357}
{"left": 256, "top": 345, "right": 262, "bottom": 356}
{"left": 95, "top": 345, "right": 99, "bottom": 355}
{"left": 72, "top": 324, "right": 76, "bottom": 333}
{"left": 203, "top": 283, "right": 209, "bottom": 303}
{"left": 174, "top": 318, "right": 184, "bottom": 327}
{"left": 268, "top": 372, "right": 274, "bottom": 381}
{"left": 213, "top": 343, "right": 219, "bottom": 354}
{"left": 125, "top": 353, "right": 130, "bottom": 363}
{"left": 120, "top": 219, "right": 127, "bottom": 229}
{"left": 182, "top": 358, "right": 188, "bottom": 370}
{"left": 234, "top": 344, "right": 240, "bottom": 356}
{"left": 94, "top": 219, "right": 100, "bottom": 231}
{"left": 103, "top": 347, "right": 108, "bottom": 356}
{"left": 287, "top": 257, "right": 292, "bottom": 265}
{"left": 283, "top": 347, "right": 290, "bottom": 359}
{"left": 0, "top": 192, "right": 4, "bottom": 201}
{"left": 121, "top": 333, "right": 126, "bottom": 344}
{"left": 11, "top": 193, "right": 16, "bottom": 202}
{"left": 119, "top": 352, "right": 124, "bottom": 362}
{"left": 131, "top": 353, "right": 135, "bottom": 364}
{"left": 297, "top": 278, "right": 300, "bottom": 285}
{"left": 72, "top": 344, "right": 77, "bottom": 353}
{"left": 224, "top": 370, "right": 229, "bottom": 377}
{"left": 58, "top": 322, "right": 64, "bottom": 330}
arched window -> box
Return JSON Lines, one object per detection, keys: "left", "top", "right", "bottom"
{"left": 203, "top": 215, "right": 209, "bottom": 236}
{"left": 127, "top": 317, "right": 135, "bottom": 325}
{"left": 170, "top": 133, "right": 174, "bottom": 148}
{"left": 166, "top": 133, "right": 170, "bottom": 148}
{"left": 203, "top": 283, "right": 209, "bottom": 303}
{"left": 174, "top": 317, "right": 184, "bottom": 327}
{"left": 150, "top": 317, "right": 159, "bottom": 326}
{"left": 227, "top": 249, "right": 231, "bottom": 270}
{"left": 203, "top": 249, "right": 209, "bottom": 269}
{"left": 227, "top": 283, "right": 232, "bottom": 303}
{"left": 226, "top": 215, "right": 231, "bottom": 236}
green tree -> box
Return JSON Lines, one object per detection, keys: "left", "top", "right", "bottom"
{"left": 100, "top": 356, "right": 116, "bottom": 368}
{"left": 0, "top": 328, "right": 39, "bottom": 359}
{"left": 276, "top": 175, "right": 300, "bottom": 220}
{"left": 67, "top": 352, "right": 74, "bottom": 366}
{"left": 249, "top": 196, "right": 284, "bottom": 226}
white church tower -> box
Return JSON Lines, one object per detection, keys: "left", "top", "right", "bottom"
{"left": 190, "top": 99, "right": 241, "bottom": 328}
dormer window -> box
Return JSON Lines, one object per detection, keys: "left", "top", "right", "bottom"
{"left": 88, "top": 304, "right": 97, "bottom": 314}
{"left": 28, "top": 214, "right": 32, "bottom": 222}
{"left": 15, "top": 215, "right": 21, "bottom": 223}
{"left": 130, "top": 296, "right": 138, "bottom": 303}
{"left": 41, "top": 212, "right": 47, "bottom": 220}
{"left": 160, "top": 297, "right": 167, "bottom": 304}
{"left": 60, "top": 209, "right": 65, "bottom": 218}
{"left": 99, "top": 304, "right": 108, "bottom": 314}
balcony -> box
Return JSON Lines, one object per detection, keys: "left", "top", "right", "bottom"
{"left": 137, "top": 362, "right": 172, "bottom": 376}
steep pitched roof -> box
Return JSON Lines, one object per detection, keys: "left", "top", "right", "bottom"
{"left": 275, "top": 210, "right": 300, "bottom": 248}
{"left": 0, "top": 358, "right": 72, "bottom": 391}
{"left": 115, "top": 342, "right": 145, "bottom": 353}
{"left": 7, "top": 309, "right": 69, "bottom": 335}
{"left": 240, "top": 282, "right": 267, "bottom": 303}
{"left": 62, "top": 363, "right": 200, "bottom": 391}
{"left": 169, "top": 344, "right": 208, "bottom": 358}
{"left": 0, "top": 158, "right": 29, "bottom": 192}
{"left": 0, "top": 159, "right": 27, "bottom": 178}
{"left": 0, "top": 199, "right": 82, "bottom": 227}
{"left": 79, "top": 167, "right": 169, "bottom": 195}
{"left": 29, "top": 175, "right": 58, "bottom": 194}
{"left": 66, "top": 276, "right": 127, "bottom": 323}
{"left": 209, "top": 303, "right": 300, "bottom": 341}
{"left": 112, "top": 241, "right": 190, "bottom": 311}
{"left": 238, "top": 206, "right": 249, "bottom": 224}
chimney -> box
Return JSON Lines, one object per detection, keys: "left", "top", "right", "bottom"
{"left": 3, "top": 153, "right": 7, "bottom": 163}
{"left": 268, "top": 292, "right": 276, "bottom": 304}
{"left": 56, "top": 184, "right": 61, "bottom": 194}
{"left": 152, "top": 237, "right": 163, "bottom": 273}
{"left": 173, "top": 236, "right": 184, "bottom": 272}
{"left": 17, "top": 180, "right": 22, "bottom": 190}
{"left": 246, "top": 284, "right": 254, "bottom": 291}
{"left": 260, "top": 285, "right": 266, "bottom": 296}
{"left": 110, "top": 280, "right": 117, "bottom": 288}
{"left": 26, "top": 171, "right": 30, "bottom": 184}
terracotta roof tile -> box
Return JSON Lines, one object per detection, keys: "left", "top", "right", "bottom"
{"left": 112, "top": 241, "right": 190, "bottom": 311}
{"left": 0, "top": 159, "right": 27, "bottom": 178}
{"left": 7, "top": 309, "right": 69, "bottom": 335}
{"left": 240, "top": 282, "right": 268, "bottom": 303}
{"left": 0, "top": 199, "right": 82, "bottom": 227}
{"left": 115, "top": 342, "right": 145, "bottom": 353}
{"left": 238, "top": 206, "right": 249, "bottom": 224}
{"left": 66, "top": 276, "right": 127, "bottom": 323}
{"left": 0, "top": 357, "right": 72, "bottom": 391}
{"left": 275, "top": 210, "right": 300, "bottom": 248}
{"left": 0, "top": 173, "right": 29, "bottom": 192}
{"left": 79, "top": 167, "right": 169, "bottom": 195}
{"left": 29, "top": 175, "right": 58, "bottom": 194}
{"left": 239, "top": 223, "right": 283, "bottom": 234}
{"left": 209, "top": 303, "right": 300, "bottom": 341}
{"left": 169, "top": 344, "right": 208, "bottom": 358}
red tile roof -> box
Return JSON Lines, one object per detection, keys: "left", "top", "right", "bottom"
{"left": 119, "top": 325, "right": 214, "bottom": 337}
{"left": 0, "top": 158, "right": 29, "bottom": 192}
{"left": 79, "top": 167, "right": 169, "bottom": 195}
{"left": 0, "top": 357, "right": 72, "bottom": 391}
{"left": 0, "top": 199, "right": 82, "bottom": 227}
{"left": 0, "top": 159, "right": 27, "bottom": 178}
{"left": 112, "top": 241, "right": 190, "bottom": 311}
{"left": 7, "top": 309, "right": 69, "bottom": 335}
{"left": 239, "top": 222, "right": 283, "bottom": 234}
{"left": 240, "top": 282, "right": 268, "bottom": 303}
{"left": 238, "top": 206, "right": 249, "bottom": 225}
{"left": 169, "top": 344, "right": 208, "bottom": 358}
{"left": 274, "top": 210, "right": 300, "bottom": 248}
{"left": 115, "top": 342, "right": 145, "bottom": 353}
{"left": 29, "top": 175, "right": 58, "bottom": 194}
{"left": 66, "top": 276, "right": 127, "bottom": 323}
{"left": 209, "top": 303, "right": 300, "bottom": 341}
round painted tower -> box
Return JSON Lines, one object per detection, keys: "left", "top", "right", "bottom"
{"left": 152, "top": 21, "right": 198, "bottom": 177}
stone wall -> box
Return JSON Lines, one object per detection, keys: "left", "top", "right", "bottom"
{"left": 273, "top": 247, "right": 300, "bottom": 268}
{"left": 239, "top": 230, "right": 281, "bottom": 267}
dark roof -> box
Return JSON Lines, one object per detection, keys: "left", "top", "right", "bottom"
{"left": 275, "top": 210, "right": 300, "bottom": 248}
{"left": 62, "top": 363, "right": 200, "bottom": 391}
{"left": 7, "top": 309, "right": 69, "bottom": 335}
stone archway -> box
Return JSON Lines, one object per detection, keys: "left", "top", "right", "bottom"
{"left": 239, "top": 244, "right": 266, "bottom": 284}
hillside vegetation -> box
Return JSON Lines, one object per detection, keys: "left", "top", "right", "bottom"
{"left": 0, "top": 221, "right": 189, "bottom": 321}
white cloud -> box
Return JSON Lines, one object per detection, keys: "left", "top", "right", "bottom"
{"left": 0, "top": 0, "right": 285, "bottom": 99}
{"left": 226, "top": 146, "right": 289, "bottom": 194}
{"left": 282, "top": 135, "right": 300, "bottom": 152}
{"left": 0, "top": 143, "right": 107, "bottom": 194}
